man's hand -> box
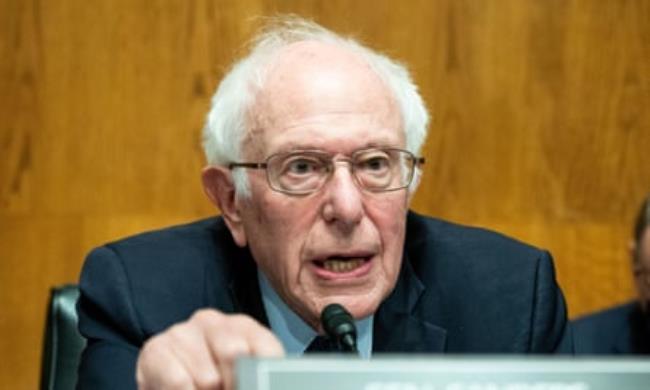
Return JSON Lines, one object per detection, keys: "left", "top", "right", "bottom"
{"left": 136, "top": 309, "right": 285, "bottom": 390}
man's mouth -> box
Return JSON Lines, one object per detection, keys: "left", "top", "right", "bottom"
{"left": 312, "top": 255, "right": 373, "bottom": 276}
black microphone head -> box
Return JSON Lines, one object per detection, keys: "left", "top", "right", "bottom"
{"left": 320, "top": 303, "right": 357, "bottom": 352}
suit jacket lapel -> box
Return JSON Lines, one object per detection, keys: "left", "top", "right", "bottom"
{"left": 616, "top": 303, "right": 650, "bottom": 354}
{"left": 225, "top": 244, "right": 270, "bottom": 328}
{"left": 373, "top": 253, "right": 447, "bottom": 353}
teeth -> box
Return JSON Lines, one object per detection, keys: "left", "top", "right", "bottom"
{"left": 323, "top": 258, "right": 365, "bottom": 273}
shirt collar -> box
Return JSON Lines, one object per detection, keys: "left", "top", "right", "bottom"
{"left": 257, "top": 270, "right": 373, "bottom": 358}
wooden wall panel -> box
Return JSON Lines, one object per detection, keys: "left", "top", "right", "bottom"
{"left": 1, "top": 0, "right": 648, "bottom": 387}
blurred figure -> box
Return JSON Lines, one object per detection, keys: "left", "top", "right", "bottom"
{"left": 573, "top": 194, "right": 650, "bottom": 354}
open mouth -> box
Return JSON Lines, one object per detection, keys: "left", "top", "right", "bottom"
{"left": 313, "top": 256, "right": 372, "bottom": 274}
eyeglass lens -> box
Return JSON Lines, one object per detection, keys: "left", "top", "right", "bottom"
{"left": 267, "top": 149, "right": 415, "bottom": 194}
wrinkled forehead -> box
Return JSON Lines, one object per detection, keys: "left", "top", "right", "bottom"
{"left": 244, "top": 41, "right": 402, "bottom": 155}
{"left": 263, "top": 40, "right": 390, "bottom": 95}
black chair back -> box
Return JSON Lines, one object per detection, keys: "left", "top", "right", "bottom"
{"left": 41, "top": 284, "right": 85, "bottom": 390}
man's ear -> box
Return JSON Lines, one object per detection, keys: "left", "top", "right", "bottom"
{"left": 629, "top": 239, "right": 649, "bottom": 311}
{"left": 201, "top": 166, "right": 247, "bottom": 247}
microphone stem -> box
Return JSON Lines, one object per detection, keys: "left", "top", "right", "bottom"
{"left": 341, "top": 334, "right": 358, "bottom": 353}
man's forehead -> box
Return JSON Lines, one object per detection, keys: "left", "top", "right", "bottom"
{"left": 270, "top": 40, "right": 371, "bottom": 70}
{"left": 268, "top": 135, "right": 403, "bottom": 154}
{"left": 242, "top": 115, "right": 404, "bottom": 159}
{"left": 244, "top": 40, "right": 402, "bottom": 157}
{"left": 256, "top": 40, "right": 391, "bottom": 109}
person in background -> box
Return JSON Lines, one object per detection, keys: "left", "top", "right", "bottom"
{"left": 573, "top": 193, "right": 650, "bottom": 354}
{"left": 76, "top": 16, "right": 572, "bottom": 390}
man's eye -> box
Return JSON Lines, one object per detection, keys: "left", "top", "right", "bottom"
{"left": 284, "top": 158, "right": 321, "bottom": 175}
{"left": 359, "top": 156, "right": 390, "bottom": 171}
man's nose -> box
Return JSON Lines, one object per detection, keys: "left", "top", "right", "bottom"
{"left": 321, "top": 162, "right": 364, "bottom": 229}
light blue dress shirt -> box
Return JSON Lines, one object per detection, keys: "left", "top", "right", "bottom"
{"left": 257, "top": 271, "right": 373, "bottom": 358}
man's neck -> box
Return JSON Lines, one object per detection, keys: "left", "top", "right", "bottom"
{"left": 257, "top": 270, "right": 373, "bottom": 358}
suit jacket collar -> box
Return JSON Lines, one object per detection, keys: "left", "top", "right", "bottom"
{"left": 224, "top": 244, "right": 270, "bottom": 328}
{"left": 372, "top": 251, "right": 447, "bottom": 353}
{"left": 222, "top": 232, "right": 447, "bottom": 353}
{"left": 615, "top": 303, "right": 650, "bottom": 354}
{"left": 611, "top": 304, "right": 634, "bottom": 354}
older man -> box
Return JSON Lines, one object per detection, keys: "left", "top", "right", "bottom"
{"left": 573, "top": 194, "right": 650, "bottom": 354}
{"left": 77, "top": 17, "right": 571, "bottom": 390}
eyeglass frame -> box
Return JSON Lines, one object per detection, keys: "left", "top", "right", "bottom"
{"left": 227, "top": 147, "right": 425, "bottom": 196}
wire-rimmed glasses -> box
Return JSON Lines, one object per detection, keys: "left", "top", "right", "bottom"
{"left": 228, "top": 148, "right": 425, "bottom": 195}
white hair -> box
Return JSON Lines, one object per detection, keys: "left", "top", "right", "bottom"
{"left": 202, "top": 16, "right": 430, "bottom": 196}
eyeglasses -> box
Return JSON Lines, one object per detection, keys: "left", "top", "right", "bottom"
{"left": 228, "top": 148, "right": 425, "bottom": 195}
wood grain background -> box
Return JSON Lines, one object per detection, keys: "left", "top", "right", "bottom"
{"left": 1, "top": 0, "right": 649, "bottom": 387}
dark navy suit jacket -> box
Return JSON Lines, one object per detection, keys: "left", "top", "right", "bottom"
{"left": 76, "top": 212, "right": 572, "bottom": 389}
{"left": 572, "top": 301, "right": 650, "bottom": 354}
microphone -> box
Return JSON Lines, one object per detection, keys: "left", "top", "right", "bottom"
{"left": 320, "top": 303, "right": 358, "bottom": 353}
